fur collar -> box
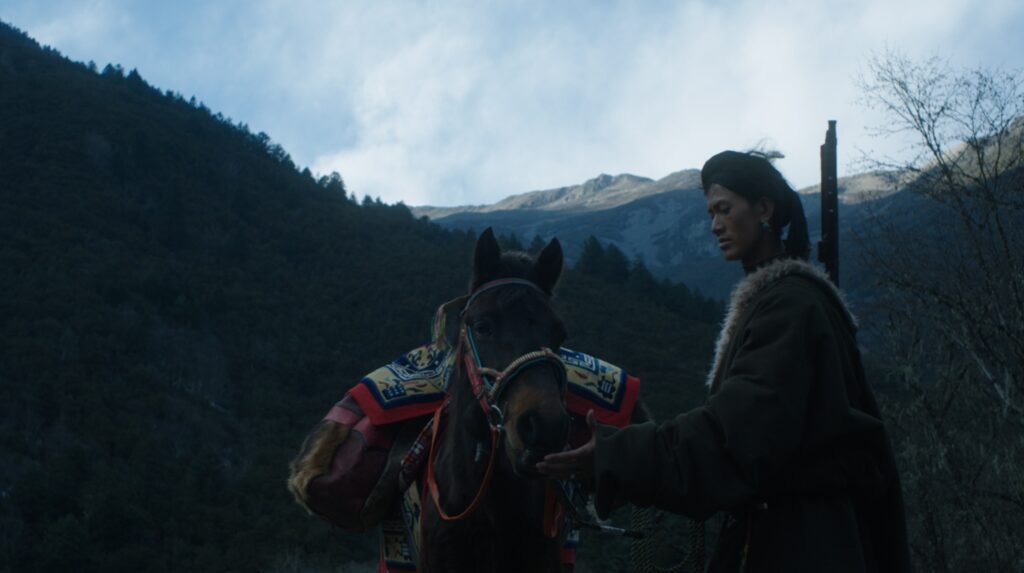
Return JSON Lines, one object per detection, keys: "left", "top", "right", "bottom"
{"left": 706, "top": 258, "right": 856, "bottom": 393}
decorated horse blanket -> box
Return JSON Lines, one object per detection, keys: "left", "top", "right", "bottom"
{"left": 340, "top": 342, "right": 640, "bottom": 429}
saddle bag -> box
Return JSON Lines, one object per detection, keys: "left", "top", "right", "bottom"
{"left": 288, "top": 393, "right": 431, "bottom": 532}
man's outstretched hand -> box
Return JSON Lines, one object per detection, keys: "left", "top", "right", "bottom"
{"left": 536, "top": 409, "right": 597, "bottom": 481}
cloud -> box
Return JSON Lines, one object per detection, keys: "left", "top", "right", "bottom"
{"left": 5, "top": 0, "right": 1024, "bottom": 205}
{"left": 308, "top": 0, "right": 1024, "bottom": 204}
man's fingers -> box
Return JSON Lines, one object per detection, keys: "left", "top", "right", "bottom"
{"left": 538, "top": 417, "right": 597, "bottom": 478}
{"left": 542, "top": 447, "right": 589, "bottom": 464}
{"left": 541, "top": 453, "right": 578, "bottom": 464}
{"left": 537, "top": 450, "right": 586, "bottom": 472}
{"left": 536, "top": 457, "right": 580, "bottom": 472}
{"left": 535, "top": 461, "right": 574, "bottom": 477}
{"left": 536, "top": 460, "right": 588, "bottom": 480}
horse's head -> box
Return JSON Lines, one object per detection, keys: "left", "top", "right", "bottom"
{"left": 458, "top": 228, "right": 569, "bottom": 477}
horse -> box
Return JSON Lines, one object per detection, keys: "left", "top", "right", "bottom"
{"left": 417, "top": 228, "right": 572, "bottom": 573}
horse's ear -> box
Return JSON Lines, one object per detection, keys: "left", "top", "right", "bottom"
{"left": 531, "top": 238, "right": 563, "bottom": 294}
{"left": 473, "top": 228, "right": 502, "bottom": 287}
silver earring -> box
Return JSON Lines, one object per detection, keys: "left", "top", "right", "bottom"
{"left": 761, "top": 220, "right": 772, "bottom": 233}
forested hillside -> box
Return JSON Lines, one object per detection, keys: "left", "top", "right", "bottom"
{"left": 0, "top": 21, "right": 719, "bottom": 572}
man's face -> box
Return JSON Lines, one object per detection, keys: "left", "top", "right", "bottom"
{"left": 705, "top": 184, "right": 764, "bottom": 262}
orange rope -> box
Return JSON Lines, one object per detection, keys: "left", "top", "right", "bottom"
{"left": 425, "top": 400, "right": 501, "bottom": 522}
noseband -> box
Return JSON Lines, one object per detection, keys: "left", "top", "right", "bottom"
{"left": 426, "top": 278, "right": 567, "bottom": 522}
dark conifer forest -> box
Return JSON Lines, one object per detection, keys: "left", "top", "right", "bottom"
{"left": 0, "top": 21, "right": 721, "bottom": 572}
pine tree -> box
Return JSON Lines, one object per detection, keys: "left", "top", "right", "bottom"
{"left": 576, "top": 236, "right": 606, "bottom": 277}
{"left": 602, "top": 243, "right": 630, "bottom": 285}
{"left": 499, "top": 232, "right": 524, "bottom": 251}
{"left": 627, "top": 256, "right": 658, "bottom": 295}
{"left": 528, "top": 234, "right": 546, "bottom": 255}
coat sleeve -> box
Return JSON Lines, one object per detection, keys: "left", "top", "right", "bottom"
{"left": 592, "top": 287, "right": 823, "bottom": 519}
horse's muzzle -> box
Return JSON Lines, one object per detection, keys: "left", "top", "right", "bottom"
{"left": 512, "top": 448, "right": 550, "bottom": 478}
{"left": 516, "top": 409, "right": 569, "bottom": 454}
{"left": 509, "top": 408, "right": 569, "bottom": 477}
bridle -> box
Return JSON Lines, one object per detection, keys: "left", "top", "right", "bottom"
{"left": 426, "top": 278, "right": 567, "bottom": 524}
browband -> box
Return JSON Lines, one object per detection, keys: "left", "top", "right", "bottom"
{"left": 462, "top": 278, "right": 547, "bottom": 315}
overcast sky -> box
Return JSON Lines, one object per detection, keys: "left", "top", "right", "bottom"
{"left": 4, "top": 0, "right": 1023, "bottom": 205}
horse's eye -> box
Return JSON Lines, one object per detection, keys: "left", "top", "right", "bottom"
{"left": 472, "top": 319, "right": 494, "bottom": 338}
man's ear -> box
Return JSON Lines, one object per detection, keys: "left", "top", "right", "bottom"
{"left": 757, "top": 197, "right": 776, "bottom": 224}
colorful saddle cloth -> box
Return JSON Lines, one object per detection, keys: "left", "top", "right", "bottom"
{"left": 347, "top": 295, "right": 640, "bottom": 428}
{"left": 349, "top": 342, "right": 640, "bottom": 428}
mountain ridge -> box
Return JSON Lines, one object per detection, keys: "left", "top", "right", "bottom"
{"left": 413, "top": 169, "right": 897, "bottom": 297}
{"left": 414, "top": 170, "right": 702, "bottom": 219}
{"left": 416, "top": 169, "right": 898, "bottom": 216}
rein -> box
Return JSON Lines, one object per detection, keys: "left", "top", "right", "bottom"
{"left": 425, "top": 394, "right": 500, "bottom": 521}
{"left": 425, "top": 278, "right": 566, "bottom": 524}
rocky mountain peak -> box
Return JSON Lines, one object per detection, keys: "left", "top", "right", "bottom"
{"left": 412, "top": 172, "right": 658, "bottom": 219}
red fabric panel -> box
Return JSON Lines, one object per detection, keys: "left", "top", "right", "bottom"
{"left": 566, "top": 374, "right": 640, "bottom": 429}
{"left": 349, "top": 381, "right": 445, "bottom": 426}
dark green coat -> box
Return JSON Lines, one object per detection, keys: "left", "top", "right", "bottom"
{"left": 593, "top": 259, "right": 910, "bottom": 572}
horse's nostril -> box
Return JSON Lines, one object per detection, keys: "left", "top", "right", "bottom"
{"left": 517, "top": 411, "right": 543, "bottom": 449}
{"left": 516, "top": 410, "right": 569, "bottom": 452}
